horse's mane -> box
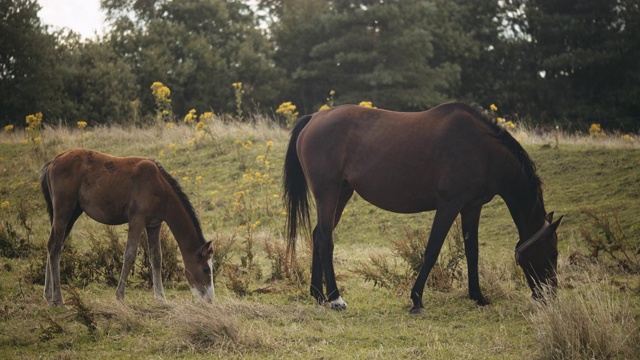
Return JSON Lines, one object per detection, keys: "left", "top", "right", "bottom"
{"left": 154, "top": 160, "right": 206, "bottom": 243}
{"left": 456, "top": 102, "right": 544, "bottom": 195}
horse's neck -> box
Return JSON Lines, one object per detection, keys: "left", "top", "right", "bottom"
{"left": 501, "top": 180, "right": 546, "bottom": 243}
{"left": 163, "top": 194, "right": 203, "bottom": 253}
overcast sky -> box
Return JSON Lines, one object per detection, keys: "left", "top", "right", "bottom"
{"left": 38, "top": 0, "right": 106, "bottom": 39}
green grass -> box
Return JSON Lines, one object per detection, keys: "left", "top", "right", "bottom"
{"left": 0, "top": 119, "right": 638, "bottom": 359}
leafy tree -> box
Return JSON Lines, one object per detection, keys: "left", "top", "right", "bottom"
{"left": 270, "top": 1, "right": 464, "bottom": 112}
{"left": 517, "top": 0, "right": 640, "bottom": 129}
{"left": 103, "top": 0, "right": 283, "bottom": 118}
{"left": 56, "top": 37, "right": 139, "bottom": 125}
{"left": 0, "top": 0, "right": 62, "bottom": 125}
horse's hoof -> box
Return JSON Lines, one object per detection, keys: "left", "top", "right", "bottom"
{"left": 471, "top": 295, "right": 491, "bottom": 306}
{"left": 328, "top": 296, "right": 347, "bottom": 311}
{"left": 409, "top": 307, "right": 424, "bottom": 315}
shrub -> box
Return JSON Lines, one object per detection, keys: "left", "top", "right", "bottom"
{"left": 0, "top": 221, "right": 31, "bottom": 258}
{"left": 579, "top": 208, "right": 639, "bottom": 274}
{"left": 352, "top": 219, "right": 466, "bottom": 294}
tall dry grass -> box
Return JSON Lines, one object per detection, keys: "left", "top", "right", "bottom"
{"left": 527, "top": 277, "right": 639, "bottom": 360}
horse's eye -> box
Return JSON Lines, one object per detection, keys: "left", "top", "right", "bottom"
{"left": 203, "top": 267, "right": 211, "bottom": 274}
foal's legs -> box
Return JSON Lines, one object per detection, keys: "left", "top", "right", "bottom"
{"left": 461, "top": 206, "right": 489, "bottom": 305}
{"left": 146, "top": 225, "right": 166, "bottom": 302}
{"left": 115, "top": 221, "right": 145, "bottom": 302}
{"left": 410, "top": 206, "right": 461, "bottom": 314}
{"left": 44, "top": 206, "right": 82, "bottom": 306}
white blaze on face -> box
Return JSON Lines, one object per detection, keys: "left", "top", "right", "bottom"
{"left": 205, "top": 259, "right": 215, "bottom": 301}
{"left": 192, "top": 259, "right": 215, "bottom": 302}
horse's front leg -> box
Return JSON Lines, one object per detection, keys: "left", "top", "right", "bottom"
{"left": 410, "top": 207, "right": 460, "bottom": 314}
{"left": 146, "top": 225, "right": 166, "bottom": 302}
{"left": 116, "top": 223, "right": 144, "bottom": 303}
{"left": 461, "top": 206, "right": 490, "bottom": 306}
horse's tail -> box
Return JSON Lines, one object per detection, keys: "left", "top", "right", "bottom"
{"left": 283, "top": 114, "right": 314, "bottom": 261}
{"left": 40, "top": 160, "right": 54, "bottom": 224}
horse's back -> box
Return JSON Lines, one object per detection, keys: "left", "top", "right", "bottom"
{"left": 298, "top": 103, "right": 504, "bottom": 213}
{"left": 46, "top": 149, "right": 166, "bottom": 225}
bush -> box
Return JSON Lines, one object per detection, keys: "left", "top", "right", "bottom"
{"left": 579, "top": 208, "right": 640, "bottom": 274}
{"left": 352, "top": 219, "right": 466, "bottom": 294}
{"left": 0, "top": 221, "right": 31, "bottom": 258}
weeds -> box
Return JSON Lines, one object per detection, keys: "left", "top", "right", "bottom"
{"left": 65, "top": 287, "right": 99, "bottom": 339}
{"left": 209, "top": 232, "right": 237, "bottom": 283}
{"left": 263, "top": 234, "right": 309, "bottom": 285}
{"left": 579, "top": 208, "right": 639, "bottom": 274}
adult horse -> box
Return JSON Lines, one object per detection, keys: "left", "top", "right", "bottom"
{"left": 283, "top": 102, "right": 562, "bottom": 313}
{"left": 40, "top": 148, "right": 214, "bottom": 307}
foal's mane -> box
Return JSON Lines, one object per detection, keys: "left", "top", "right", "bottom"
{"left": 154, "top": 160, "right": 206, "bottom": 243}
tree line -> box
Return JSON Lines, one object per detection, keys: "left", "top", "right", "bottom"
{"left": 1, "top": 0, "right": 639, "bottom": 130}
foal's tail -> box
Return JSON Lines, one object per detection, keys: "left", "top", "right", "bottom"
{"left": 283, "top": 114, "right": 314, "bottom": 261}
{"left": 39, "top": 160, "right": 54, "bottom": 224}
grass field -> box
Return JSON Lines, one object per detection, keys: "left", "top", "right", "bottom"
{"left": 0, "top": 117, "right": 639, "bottom": 359}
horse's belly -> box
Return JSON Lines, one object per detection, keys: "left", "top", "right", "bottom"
{"left": 353, "top": 184, "right": 437, "bottom": 214}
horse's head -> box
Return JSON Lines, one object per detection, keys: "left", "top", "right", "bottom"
{"left": 184, "top": 240, "right": 215, "bottom": 302}
{"left": 516, "top": 212, "right": 563, "bottom": 300}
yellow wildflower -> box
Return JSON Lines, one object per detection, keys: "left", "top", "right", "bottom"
{"left": 0, "top": 200, "right": 9, "bottom": 209}
{"left": 4, "top": 124, "right": 14, "bottom": 132}
{"left": 589, "top": 123, "right": 601, "bottom": 137}
{"left": 358, "top": 101, "right": 375, "bottom": 108}
{"left": 318, "top": 104, "right": 331, "bottom": 112}
{"left": 265, "top": 140, "right": 274, "bottom": 148}
{"left": 504, "top": 121, "right": 516, "bottom": 130}
{"left": 490, "top": 104, "right": 498, "bottom": 112}
{"left": 77, "top": 121, "right": 88, "bottom": 129}
{"left": 184, "top": 109, "right": 197, "bottom": 124}
{"left": 195, "top": 176, "right": 203, "bottom": 185}
{"left": 151, "top": 82, "right": 171, "bottom": 103}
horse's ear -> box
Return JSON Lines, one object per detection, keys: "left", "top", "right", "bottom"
{"left": 545, "top": 212, "right": 555, "bottom": 223}
{"left": 549, "top": 215, "right": 563, "bottom": 233}
{"left": 200, "top": 240, "right": 214, "bottom": 258}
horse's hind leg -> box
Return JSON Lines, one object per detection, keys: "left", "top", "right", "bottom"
{"left": 312, "top": 183, "right": 353, "bottom": 310}
{"left": 461, "top": 206, "right": 489, "bottom": 306}
{"left": 116, "top": 221, "right": 144, "bottom": 303}
{"left": 146, "top": 225, "right": 166, "bottom": 302}
{"left": 44, "top": 205, "right": 82, "bottom": 306}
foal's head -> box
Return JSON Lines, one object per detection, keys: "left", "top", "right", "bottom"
{"left": 516, "top": 213, "right": 563, "bottom": 300}
{"left": 184, "top": 240, "right": 215, "bottom": 302}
